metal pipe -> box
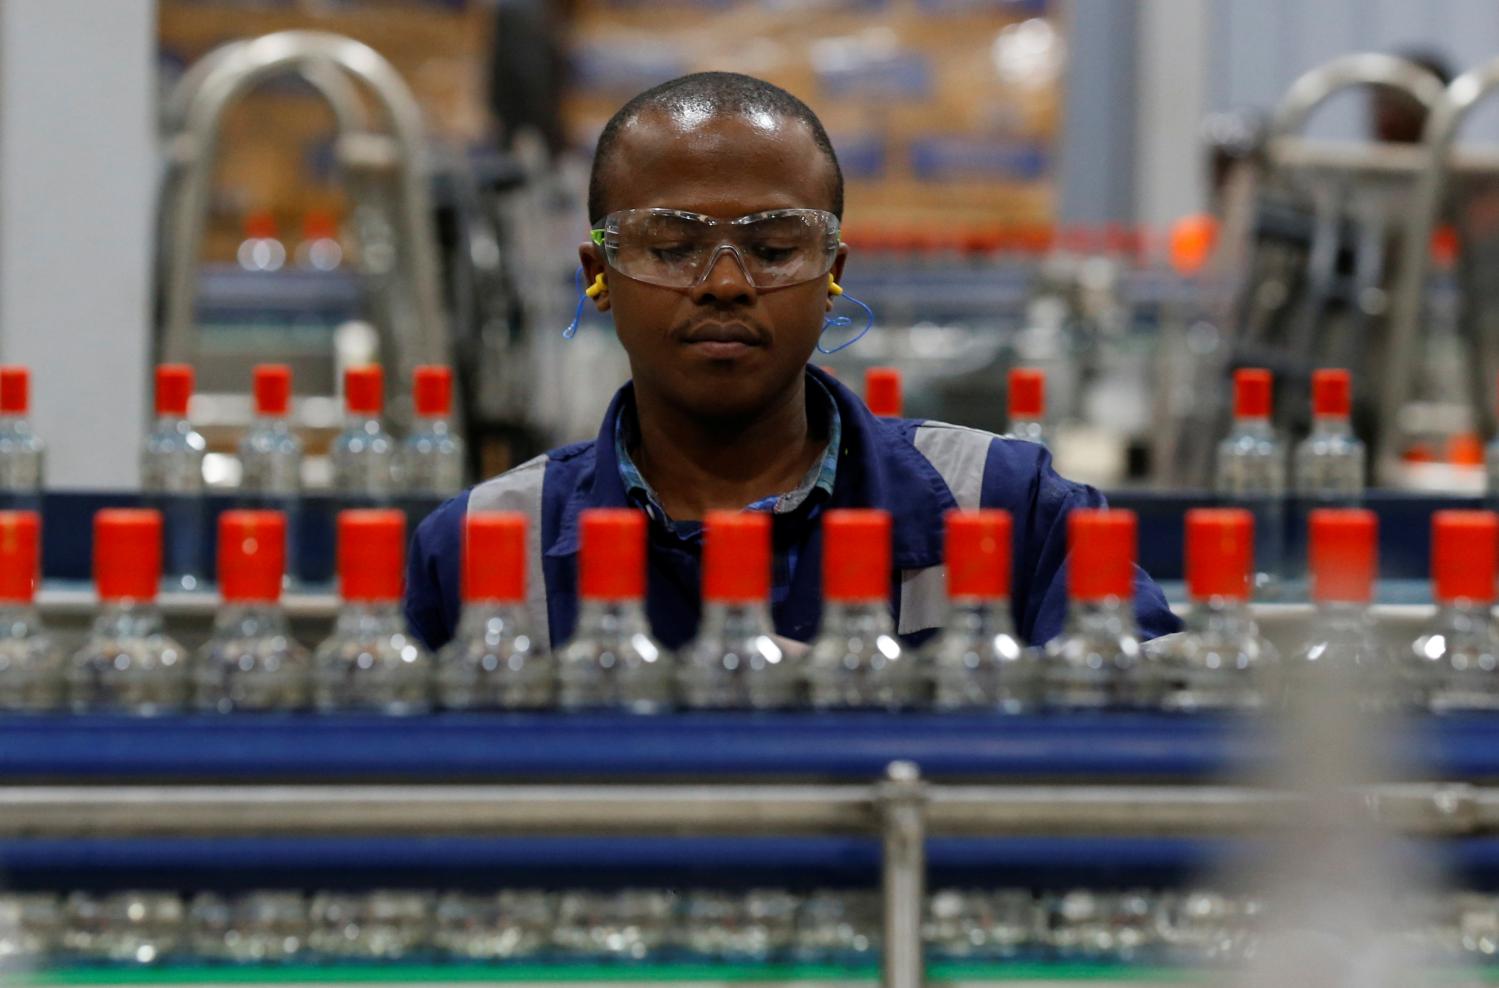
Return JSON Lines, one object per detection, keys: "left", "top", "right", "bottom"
{"left": 162, "top": 40, "right": 367, "bottom": 137}
{"left": 1383, "top": 58, "right": 1499, "bottom": 478}
{"left": 160, "top": 31, "right": 447, "bottom": 394}
{"left": 879, "top": 761, "right": 926, "bottom": 988}
{"left": 927, "top": 785, "right": 1289, "bottom": 835}
{"left": 0, "top": 784, "right": 878, "bottom": 838}
{"left": 2, "top": 782, "right": 1496, "bottom": 838}
{"left": 1267, "top": 53, "right": 1446, "bottom": 143}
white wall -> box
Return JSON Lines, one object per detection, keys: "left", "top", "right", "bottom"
{"left": 1135, "top": 0, "right": 1210, "bottom": 235}
{"left": 0, "top": 0, "right": 156, "bottom": 489}
{"left": 1208, "top": 0, "right": 1499, "bottom": 138}
{"left": 1061, "top": 0, "right": 1499, "bottom": 225}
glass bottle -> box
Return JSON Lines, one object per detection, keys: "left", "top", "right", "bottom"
{"left": 313, "top": 510, "right": 431, "bottom": 713}
{"left": 331, "top": 364, "right": 398, "bottom": 505}
{"left": 188, "top": 891, "right": 307, "bottom": 964}
{"left": 307, "top": 890, "right": 432, "bottom": 961}
{"left": 927, "top": 509, "right": 1037, "bottom": 711}
{"left": 68, "top": 509, "right": 188, "bottom": 713}
{"left": 437, "top": 511, "right": 552, "bottom": 709}
{"left": 1215, "top": 368, "right": 1286, "bottom": 594}
{"left": 433, "top": 890, "right": 553, "bottom": 961}
{"left": 1007, "top": 367, "right": 1047, "bottom": 445}
{"left": 1043, "top": 509, "right": 1149, "bottom": 709}
{"left": 1293, "top": 368, "right": 1365, "bottom": 503}
{"left": 141, "top": 364, "right": 206, "bottom": 591}
{"left": 678, "top": 511, "right": 796, "bottom": 709}
{"left": 0, "top": 511, "right": 63, "bottom": 711}
{"left": 804, "top": 509, "right": 916, "bottom": 709}
{"left": 1142, "top": 508, "right": 1278, "bottom": 711}
{"left": 239, "top": 363, "right": 302, "bottom": 585}
{"left": 0, "top": 366, "right": 44, "bottom": 508}
{"left": 1409, "top": 510, "right": 1499, "bottom": 712}
{"left": 403, "top": 365, "right": 465, "bottom": 498}
{"left": 195, "top": 510, "right": 310, "bottom": 712}
{"left": 239, "top": 363, "right": 302, "bottom": 502}
{"left": 63, "top": 891, "right": 183, "bottom": 965}
{"left": 1293, "top": 509, "right": 1390, "bottom": 711}
{"left": 556, "top": 509, "right": 671, "bottom": 712}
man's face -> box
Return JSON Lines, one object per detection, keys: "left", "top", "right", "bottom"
{"left": 581, "top": 109, "right": 846, "bottom": 421}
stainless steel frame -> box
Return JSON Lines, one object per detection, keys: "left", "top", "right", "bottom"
{"left": 158, "top": 30, "right": 449, "bottom": 416}
{"left": 1384, "top": 56, "right": 1499, "bottom": 479}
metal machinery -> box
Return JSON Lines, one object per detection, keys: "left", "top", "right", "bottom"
{"left": 156, "top": 30, "right": 542, "bottom": 472}
{"left": 1386, "top": 54, "right": 1499, "bottom": 481}
{"left": 1186, "top": 52, "right": 1499, "bottom": 489}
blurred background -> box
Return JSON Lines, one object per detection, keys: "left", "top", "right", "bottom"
{"left": 8, "top": 0, "right": 1499, "bottom": 496}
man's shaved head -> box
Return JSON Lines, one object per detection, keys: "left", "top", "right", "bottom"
{"left": 587, "top": 71, "right": 844, "bottom": 222}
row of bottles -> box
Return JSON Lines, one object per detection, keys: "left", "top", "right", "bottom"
{"left": 0, "top": 885, "right": 1296, "bottom": 969}
{"left": 11, "top": 883, "right": 1499, "bottom": 969}
{"left": 1216, "top": 367, "right": 1366, "bottom": 498}
{"left": 1215, "top": 366, "right": 1365, "bottom": 590}
{"left": 163, "top": 362, "right": 465, "bottom": 503}
{"left": 149, "top": 362, "right": 461, "bottom": 589}
{"left": 859, "top": 365, "right": 1048, "bottom": 446}
{"left": 5, "top": 498, "right": 1498, "bottom": 715}
{"left": 236, "top": 209, "right": 343, "bottom": 273}
{"left": 0, "top": 362, "right": 465, "bottom": 504}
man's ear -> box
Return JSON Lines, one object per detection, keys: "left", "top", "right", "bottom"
{"left": 579, "top": 244, "right": 610, "bottom": 312}
{"left": 826, "top": 244, "right": 849, "bottom": 313}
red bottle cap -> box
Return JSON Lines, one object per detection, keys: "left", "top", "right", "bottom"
{"left": 946, "top": 510, "right": 1012, "bottom": 599}
{"left": 464, "top": 512, "right": 527, "bottom": 603}
{"left": 244, "top": 211, "right": 278, "bottom": 240}
{"left": 337, "top": 509, "right": 404, "bottom": 602}
{"left": 0, "top": 511, "right": 40, "bottom": 603}
{"left": 823, "top": 509, "right": 891, "bottom": 603}
{"left": 1067, "top": 509, "right": 1136, "bottom": 601}
{"left": 155, "top": 364, "right": 194, "bottom": 417}
{"left": 218, "top": 510, "right": 285, "bottom": 604}
{"left": 1008, "top": 368, "right": 1045, "bottom": 420}
{"left": 413, "top": 365, "right": 453, "bottom": 418}
{"left": 1432, "top": 510, "right": 1498, "bottom": 605}
{"left": 1234, "top": 368, "right": 1272, "bottom": 419}
{"left": 1312, "top": 368, "right": 1352, "bottom": 418}
{"left": 703, "top": 512, "right": 771, "bottom": 604}
{"left": 864, "top": 368, "right": 902, "bottom": 417}
{"left": 1185, "top": 508, "right": 1254, "bottom": 602}
{"left": 252, "top": 364, "right": 292, "bottom": 417}
{"left": 1309, "top": 509, "right": 1377, "bottom": 604}
{"left": 94, "top": 509, "right": 161, "bottom": 602}
{"left": 0, "top": 366, "right": 29, "bottom": 416}
{"left": 344, "top": 365, "right": 383, "bottom": 415}
{"left": 303, "top": 209, "right": 338, "bottom": 241}
{"left": 579, "top": 509, "right": 646, "bottom": 601}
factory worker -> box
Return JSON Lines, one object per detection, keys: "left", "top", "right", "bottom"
{"left": 404, "top": 71, "right": 1181, "bottom": 653}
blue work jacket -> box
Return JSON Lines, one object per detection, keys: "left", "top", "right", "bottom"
{"left": 405, "top": 367, "right": 1181, "bottom": 653}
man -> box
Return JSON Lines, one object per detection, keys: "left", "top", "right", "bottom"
{"left": 405, "top": 71, "right": 1180, "bottom": 653}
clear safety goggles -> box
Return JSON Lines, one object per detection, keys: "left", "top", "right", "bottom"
{"left": 591, "top": 208, "right": 841, "bottom": 290}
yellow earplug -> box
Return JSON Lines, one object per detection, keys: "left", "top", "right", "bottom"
{"left": 828, "top": 274, "right": 844, "bottom": 296}
{"left": 584, "top": 273, "right": 607, "bottom": 299}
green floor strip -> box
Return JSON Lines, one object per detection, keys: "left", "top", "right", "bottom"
{"left": 0, "top": 962, "right": 1203, "bottom": 985}
{"left": 8, "top": 961, "right": 1493, "bottom": 985}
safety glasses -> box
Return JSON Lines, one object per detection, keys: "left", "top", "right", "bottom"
{"left": 591, "top": 208, "right": 841, "bottom": 290}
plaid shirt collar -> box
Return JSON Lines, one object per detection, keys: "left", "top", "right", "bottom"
{"left": 614, "top": 372, "right": 842, "bottom": 534}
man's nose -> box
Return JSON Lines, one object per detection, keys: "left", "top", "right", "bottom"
{"left": 688, "top": 246, "right": 758, "bottom": 305}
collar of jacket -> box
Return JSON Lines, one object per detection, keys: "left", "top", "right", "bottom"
{"left": 544, "top": 365, "right": 955, "bottom": 569}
